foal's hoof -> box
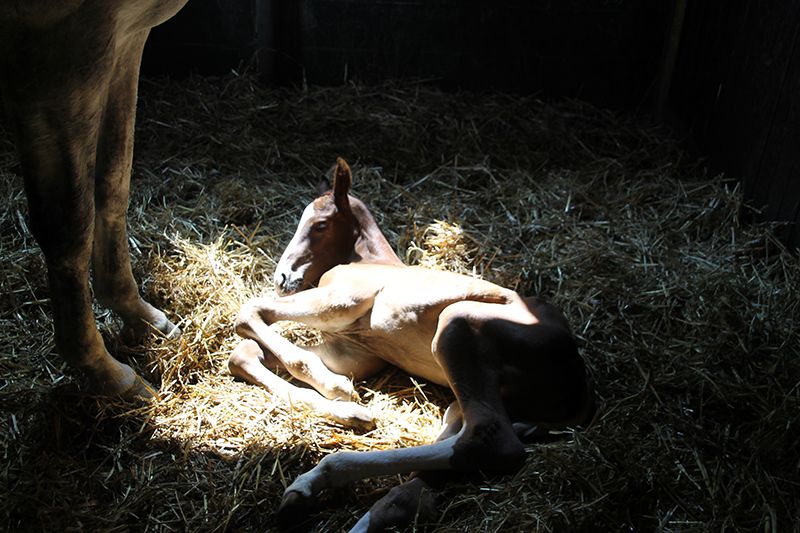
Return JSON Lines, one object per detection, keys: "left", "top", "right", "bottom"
{"left": 324, "top": 375, "right": 359, "bottom": 401}
{"left": 365, "top": 477, "right": 438, "bottom": 531}
{"left": 329, "top": 402, "right": 375, "bottom": 432}
{"left": 160, "top": 321, "right": 182, "bottom": 340}
{"left": 276, "top": 490, "right": 315, "bottom": 530}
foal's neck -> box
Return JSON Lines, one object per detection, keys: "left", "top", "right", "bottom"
{"left": 351, "top": 205, "right": 404, "bottom": 267}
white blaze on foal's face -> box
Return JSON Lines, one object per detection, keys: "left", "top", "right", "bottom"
{"left": 274, "top": 202, "right": 318, "bottom": 296}
{"left": 273, "top": 191, "right": 357, "bottom": 296}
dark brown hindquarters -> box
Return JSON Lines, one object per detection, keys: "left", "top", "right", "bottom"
{"left": 491, "top": 318, "right": 593, "bottom": 429}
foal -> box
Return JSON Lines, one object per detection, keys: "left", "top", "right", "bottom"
{"left": 231, "top": 159, "right": 594, "bottom": 531}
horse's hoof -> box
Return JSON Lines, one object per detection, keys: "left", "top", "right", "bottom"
{"left": 101, "top": 372, "right": 157, "bottom": 402}
{"left": 121, "top": 305, "right": 181, "bottom": 346}
{"left": 123, "top": 321, "right": 181, "bottom": 345}
{"left": 330, "top": 402, "right": 375, "bottom": 432}
{"left": 276, "top": 490, "right": 314, "bottom": 530}
{"left": 121, "top": 374, "right": 158, "bottom": 401}
{"left": 90, "top": 359, "right": 157, "bottom": 402}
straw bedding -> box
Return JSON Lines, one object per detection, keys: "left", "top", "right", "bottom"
{"left": 0, "top": 73, "right": 798, "bottom": 532}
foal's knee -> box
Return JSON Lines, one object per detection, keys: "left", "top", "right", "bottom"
{"left": 233, "top": 301, "right": 260, "bottom": 338}
{"left": 227, "top": 339, "right": 262, "bottom": 378}
{"left": 430, "top": 310, "right": 475, "bottom": 360}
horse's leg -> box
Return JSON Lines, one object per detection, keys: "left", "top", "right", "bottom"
{"left": 1, "top": 47, "right": 151, "bottom": 398}
{"left": 278, "top": 301, "right": 526, "bottom": 522}
{"left": 235, "top": 316, "right": 358, "bottom": 400}
{"left": 228, "top": 340, "right": 373, "bottom": 430}
{"left": 91, "top": 29, "right": 179, "bottom": 343}
{"left": 235, "top": 293, "right": 377, "bottom": 400}
{"left": 348, "top": 403, "right": 464, "bottom": 533}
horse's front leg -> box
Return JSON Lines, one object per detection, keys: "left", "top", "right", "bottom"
{"left": 234, "top": 289, "right": 370, "bottom": 401}
{"left": 91, "top": 31, "right": 180, "bottom": 345}
{"left": 228, "top": 340, "right": 373, "bottom": 430}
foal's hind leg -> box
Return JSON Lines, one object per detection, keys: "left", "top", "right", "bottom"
{"left": 349, "top": 403, "right": 464, "bottom": 533}
{"left": 429, "top": 302, "right": 527, "bottom": 473}
{"left": 278, "top": 302, "right": 526, "bottom": 527}
{"left": 91, "top": 31, "right": 179, "bottom": 343}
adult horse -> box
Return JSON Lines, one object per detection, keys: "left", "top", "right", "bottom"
{"left": 231, "top": 158, "right": 595, "bottom": 531}
{"left": 0, "top": 1, "right": 188, "bottom": 398}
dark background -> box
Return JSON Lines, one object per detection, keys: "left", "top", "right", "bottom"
{"left": 141, "top": 0, "right": 800, "bottom": 249}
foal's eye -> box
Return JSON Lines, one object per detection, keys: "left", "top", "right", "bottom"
{"left": 312, "top": 221, "right": 327, "bottom": 232}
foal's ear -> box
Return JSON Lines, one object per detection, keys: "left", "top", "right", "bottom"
{"left": 317, "top": 177, "right": 332, "bottom": 196}
{"left": 332, "top": 157, "right": 352, "bottom": 211}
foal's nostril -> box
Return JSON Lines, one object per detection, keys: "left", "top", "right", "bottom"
{"left": 277, "top": 272, "right": 288, "bottom": 291}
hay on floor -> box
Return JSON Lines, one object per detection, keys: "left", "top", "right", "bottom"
{"left": 0, "top": 73, "right": 798, "bottom": 532}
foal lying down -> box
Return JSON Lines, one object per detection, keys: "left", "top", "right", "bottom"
{"left": 231, "top": 158, "right": 594, "bottom": 531}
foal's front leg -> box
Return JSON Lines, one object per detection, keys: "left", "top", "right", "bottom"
{"left": 234, "top": 287, "right": 372, "bottom": 401}
{"left": 228, "top": 340, "right": 373, "bottom": 430}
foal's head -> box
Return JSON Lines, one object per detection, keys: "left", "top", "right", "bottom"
{"left": 274, "top": 158, "right": 393, "bottom": 296}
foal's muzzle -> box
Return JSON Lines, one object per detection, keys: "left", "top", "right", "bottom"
{"left": 274, "top": 265, "right": 305, "bottom": 296}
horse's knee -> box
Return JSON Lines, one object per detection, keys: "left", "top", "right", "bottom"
{"left": 233, "top": 301, "right": 259, "bottom": 338}
{"left": 228, "top": 339, "right": 262, "bottom": 377}
{"left": 430, "top": 309, "right": 476, "bottom": 361}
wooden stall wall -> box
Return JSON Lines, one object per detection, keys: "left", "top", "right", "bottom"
{"left": 668, "top": 0, "right": 800, "bottom": 249}
{"left": 270, "top": 0, "right": 669, "bottom": 109}
{"left": 142, "top": 0, "right": 259, "bottom": 75}
{"left": 143, "top": 0, "right": 670, "bottom": 110}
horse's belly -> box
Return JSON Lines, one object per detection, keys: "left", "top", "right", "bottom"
{"left": 0, "top": 0, "right": 188, "bottom": 31}
{"left": 366, "top": 300, "right": 448, "bottom": 385}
